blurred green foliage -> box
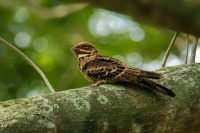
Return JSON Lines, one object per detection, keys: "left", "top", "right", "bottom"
{"left": 0, "top": 0, "right": 185, "bottom": 101}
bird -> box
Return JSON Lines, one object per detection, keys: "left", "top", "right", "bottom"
{"left": 71, "top": 42, "right": 176, "bottom": 97}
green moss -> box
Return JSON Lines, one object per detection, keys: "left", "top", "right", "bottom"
{"left": 99, "top": 84, "right": 125, "bottom": 91}
{"left": 63, "top": 89, "right": 92, "bottom": 112}
{"left": 97, "top": 94, "right": 108, "bottom": 104}
{"left": 73, "top": 99, "right": 90, "bottom": 112}
{"left": 53, "top": 104, "right": 59, "bottom": 109}
{"left": 0, "top": 96, "right": 54, "bottom": 128}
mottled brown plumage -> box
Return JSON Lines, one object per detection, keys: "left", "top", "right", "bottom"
{"left": 71, "top": 42, "right": 176, "bottom": 97}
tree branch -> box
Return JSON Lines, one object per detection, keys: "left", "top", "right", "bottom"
{"left": 0, "top": 37, "right": 55, "bottom": 93}
{"left": 161, "top": 32, "right": 179, "bottom": 67}
{"left": 1, "top": 63, "right": 200, "bottom": 133}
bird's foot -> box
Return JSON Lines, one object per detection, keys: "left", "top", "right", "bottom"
{"left": 91, "top": 81, "right": 106, "bottom": 87}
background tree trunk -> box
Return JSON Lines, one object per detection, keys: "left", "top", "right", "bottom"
{"left": 66, "top": 0, "right": 200, "bottom": 36}
{"left": 1, "top": 63, "right": 200, "bottom": 133}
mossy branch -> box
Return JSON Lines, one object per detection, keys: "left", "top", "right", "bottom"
{"left": 1, "top": 63, "right": 200, "bottom": 133}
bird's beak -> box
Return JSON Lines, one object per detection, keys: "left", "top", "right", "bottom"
{"left": 71, "top": 47, "right": 80, "bottom": 57}
{"left": 70, "top": 47, "right": 74, "bottom": 53}
{"left": 71, "top": 46, "right": 78, "bottom": 54}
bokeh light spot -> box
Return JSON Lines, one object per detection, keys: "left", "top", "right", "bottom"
{"left": 113, "top": 55, "right": 126, "bottom": 63}
{"left": 142, "top": 60, "right": 161, "bottom": 70}
{"left": 14, "top": 32, "right": 31, "bottom": 48}
{"left": 88, "top": 9, "right": 143, "bottom": 39}
{"left": 89, "top": 12, "right": 111, "bottom": 36}
{"left": 26, "top": 90, "right": 40, "bottom": 97}
{"left": 33, "top": 37, "right": 48, "bottom": 52}
{"left": 126, "top": 52, "right": 143, "bottom": 67}
{"left": 14, "top": 7, "right": 29, "bottom": 23}
{"left": 166, "top": 54, "right": 182, "bottom": 66}
{"left": 129, "top": 27, "right": 145, "bottom": 42}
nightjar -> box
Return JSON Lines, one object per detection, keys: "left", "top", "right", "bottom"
{"left": 71, "top": 42, "right": 176, "bottom": 97}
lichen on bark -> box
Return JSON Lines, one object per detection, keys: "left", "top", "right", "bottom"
{"left": 0, "top": 63, "right": 200, "bottom": 133}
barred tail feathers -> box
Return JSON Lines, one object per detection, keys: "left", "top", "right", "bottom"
{"left": 138, "top": 78, "right": 176, "bottom": 97}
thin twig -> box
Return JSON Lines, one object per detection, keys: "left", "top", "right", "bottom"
{"left": 190, "top": 37, "right": 198, "bottom": 63}
{"left": 161, "top": 32, "right": 179, "bottom": 67}
{"left": 0, "top": 37, "right": 55, "bottom": 93}
{"left": 184, "top": 34, "right": 189, "bottom": 64}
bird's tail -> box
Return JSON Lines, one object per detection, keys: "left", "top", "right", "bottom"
{"left": 138, "top": 78, "right": 176, "bottom": 97}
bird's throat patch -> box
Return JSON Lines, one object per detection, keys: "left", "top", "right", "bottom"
{"left": 78, "top": 54, "right": 89, "bottom": 58}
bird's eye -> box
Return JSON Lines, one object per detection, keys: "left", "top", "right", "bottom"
{"left": 83, "top": 45, "right": 89, "bottom": 48}
{"left": 82, "top": 45, "right": 91, "bottom": 49}
{"left": 79, "top": 43, "right": 94, "bottom": 50}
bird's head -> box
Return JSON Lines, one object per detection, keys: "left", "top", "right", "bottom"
{"left": 71, "top": 42, "right": 98, "bottom": 59}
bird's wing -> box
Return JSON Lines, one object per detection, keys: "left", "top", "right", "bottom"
{"left": 137, "top": 69, "right": 161, "bottom": 79}
{"left": 82, "top": 56, "right": 126, "bottom": 81}
{"left": 82, "top": 55, "right": 161, "bottom": 82}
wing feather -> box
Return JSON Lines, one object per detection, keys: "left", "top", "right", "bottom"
{"left": 82, "top": 56, "right": 125, "bottom": 81}
{"left": 82, "top": 56, "right": 162, "bottom": 82}
{"left": 138, "top": 70, "right": 161, "bottom": 79}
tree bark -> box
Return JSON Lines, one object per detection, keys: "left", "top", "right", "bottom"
{"left": 66, "top": 0, "right": 200, "bottom": 36}
{"left": 1, "top": 63, "right": 200, "bottom": 133}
